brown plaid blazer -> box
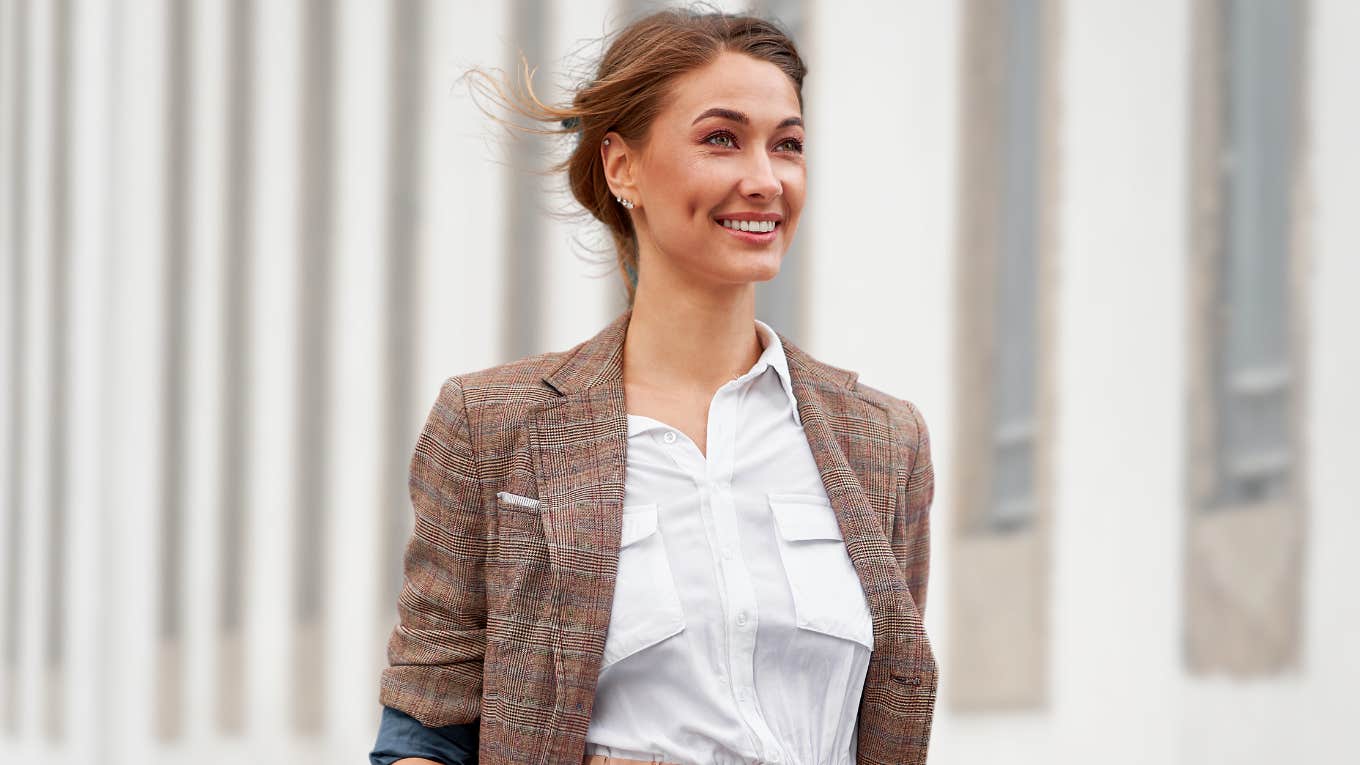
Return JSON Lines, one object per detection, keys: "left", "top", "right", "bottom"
{"left": 379, "top": 306, "right": 938, "bottom": 764}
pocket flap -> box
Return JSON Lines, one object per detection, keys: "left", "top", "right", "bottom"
{"left": 619, "top": 504, "right": 659, "bottom": 548}
{"left": 769, "top": 495, "right": 844, "bottom": 542}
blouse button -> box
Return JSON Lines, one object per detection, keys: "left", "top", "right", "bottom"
{"left": 663, "top": 431, "right": 677, "bottom": 444}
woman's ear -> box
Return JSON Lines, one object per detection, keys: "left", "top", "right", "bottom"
{"left": 601, "top": 131, "right": 639, "bottom": 206}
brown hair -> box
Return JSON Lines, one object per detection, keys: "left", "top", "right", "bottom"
{"left": 465, "top": 6, "right": 806, "bottom": 305}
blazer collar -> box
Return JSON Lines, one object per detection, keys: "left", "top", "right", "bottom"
{"left": 541, "top": 304, "right": 862, "bottom": 398}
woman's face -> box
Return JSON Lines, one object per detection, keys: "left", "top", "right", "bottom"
{"left": 609, "top": 51, "right": 806, "bottom": 290}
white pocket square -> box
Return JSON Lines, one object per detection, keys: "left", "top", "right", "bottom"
{"left": 496, "top": 491, "right": 541, "bottom": 509}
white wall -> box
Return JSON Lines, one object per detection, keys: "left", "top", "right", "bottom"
{"left": 1173, "top": 1, "right": 1360, "bottom": 763}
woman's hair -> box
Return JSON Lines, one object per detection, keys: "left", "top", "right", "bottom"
{"left": 465, "top": 6, "right": 806, "bottom": 305}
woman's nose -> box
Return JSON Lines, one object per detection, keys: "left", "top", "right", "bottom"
{"left": 740, "top": 153, "right": 782, "bottom": 200}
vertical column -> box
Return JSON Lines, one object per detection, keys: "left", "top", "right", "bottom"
{"left": 290, "top": 0, "right": 338, "bottom": 737}
{"left": 103, "top": 0, "right": 170, "bottom": 760}
{"left": 500, "top": 0, "right": 548, "bottom": 361}
{"left": 415, "top": 1, "right": 509, "bottom": 394}
{"left": 64, "top": 0, "right": 119, "bottom": 760}
{"left": 0, "top": 0, "right": 30, "bottom": 738}
{"left": 41, "top": 0, "right": 74, "bottom": 745}
{"left": 182, "top": 0, "right": 232, "bottom": 749}
{"left": 215, "top": 0, "right": 255, "bottom": 736}
{"left": 243, "top": 0, "right": 302, "bottom": 753}
{"left": 18, "top": 0, "right": 56, "bottom": 752}
{"left": 152, "top": 0, "right": 193, "bottom": 742}
{"left": 1052, "top": 2, "right": 1187, "bottom": 763}
{"left": 374, "top": 0, "right": 422, "bottom": 732}
{"left": 331, "top": 0, "right": 390, "bottom": 751}
{"left": 1306, "top": 0, "right": 1360, "bottom": 757}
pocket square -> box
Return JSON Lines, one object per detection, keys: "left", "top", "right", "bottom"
{"left": 496, "top": 491, "right": 541, "bottom": 509}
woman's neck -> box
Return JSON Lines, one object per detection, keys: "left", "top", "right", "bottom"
{"left": 622, "top": 287, "right": 763, "bottom": 400}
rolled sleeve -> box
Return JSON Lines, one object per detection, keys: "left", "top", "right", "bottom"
{"left": 369, "top": 704, "right": 479, "bottom": 765}
{"left": 379, "top": 376, "right": 488, "bottom": 727}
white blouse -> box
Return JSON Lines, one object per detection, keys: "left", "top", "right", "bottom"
{"left": 583, "top": 319, "right": 874, "bottom": 765}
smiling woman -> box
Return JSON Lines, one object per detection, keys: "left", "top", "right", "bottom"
{"left": 460, "top": 8, "right": 809, "bottom": 306}
{"left": 371, "top": 6, "right": 939, "bottom": 765}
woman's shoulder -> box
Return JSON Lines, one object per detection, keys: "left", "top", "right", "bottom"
{"left": 776, "top": 330, "right": 930, "bottom": 451}
{"left": 441, "top": 330, "right": 599, "bottom": 409}
{"left": 848, "top": 376, "right": 930, "bottom": 457}
{"left": 452, "top": 351, "right": 568, "bottom": 399}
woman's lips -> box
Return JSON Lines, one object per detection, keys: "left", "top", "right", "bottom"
{"left": 714, "top": 219, "right": 780, "bottom": 243}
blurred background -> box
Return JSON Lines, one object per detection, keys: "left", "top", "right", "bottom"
{"left": 1, "top": 0, "right": 1356, "bottom": 762}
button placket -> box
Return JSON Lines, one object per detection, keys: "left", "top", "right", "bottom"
{"left": 645, "top": 374, "right": 789, "bottom": 764}
{"left": 612, "top": 338, "right": 824, "bottom": 765}
{"left": 710, "top": 387, "right": 786, "bottom": 765}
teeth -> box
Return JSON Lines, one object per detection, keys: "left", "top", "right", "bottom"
{"left": 720, "top": 219, "right": 777, "bottom": 233}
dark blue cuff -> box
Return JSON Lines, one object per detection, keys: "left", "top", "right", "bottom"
{"left": 369, "top": 704, "right": 480, "bottom": 765}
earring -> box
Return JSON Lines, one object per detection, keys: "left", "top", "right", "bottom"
{"left": 603, "top": 138, "right": 611, "bottom": 146}
{"left": 615, "top": 195, "right": 634, "bottom": 210}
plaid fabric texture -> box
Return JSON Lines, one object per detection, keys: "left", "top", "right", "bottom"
{"left": 379, "top": 306, "right": 937, "bottom": 765}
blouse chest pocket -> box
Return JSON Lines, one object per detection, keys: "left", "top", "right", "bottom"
{"left": 768, "top": 492, "right": 874, "bottom": 650}
{"left": 601, "top": 503, "right": 687, "bottom": 671}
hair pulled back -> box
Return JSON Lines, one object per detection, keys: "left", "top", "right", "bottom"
{"left": 465, "top": 7, "right": 806, "bottom": 305}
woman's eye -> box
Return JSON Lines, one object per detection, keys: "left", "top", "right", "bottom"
{"left": 705, "top": 131, "right": 737, "bottom": 149}
{"left": 777, "top": 137, "right": 804, "bottom": 153}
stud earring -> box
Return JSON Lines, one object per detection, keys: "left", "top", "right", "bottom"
{"left": 615, "top": 195, "right": 634, "bottom": 210}
{"left": 603, "top": 138, "right": 611, "bottom": 146}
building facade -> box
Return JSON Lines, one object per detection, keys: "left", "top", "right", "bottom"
{"left": 1, "top": 1, "right": 1356, "bottom": 763}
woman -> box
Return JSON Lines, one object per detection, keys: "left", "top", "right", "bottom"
{"left": 370, "top": 8, "right": 937, "bottom": 765}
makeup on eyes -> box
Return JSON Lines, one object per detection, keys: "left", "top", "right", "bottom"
{"left": 699, "top": 128, "right": 804, "bottom": 153}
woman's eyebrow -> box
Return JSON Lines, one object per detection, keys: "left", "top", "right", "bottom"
{"left": 691, "top": 107, "right": 803, "bottom": 129}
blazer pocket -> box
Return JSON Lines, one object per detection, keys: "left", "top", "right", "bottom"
{"left": 600, "top": 503, "right": 686, "bottom": 670}
{"left": 768, "top": 492, "right": 874, "bottom": 650}
{"left": 494, "top": 490, "right": 546, "bottom": 544}
{"left": 489, "top": 491, "right": 553, "bottom": 628}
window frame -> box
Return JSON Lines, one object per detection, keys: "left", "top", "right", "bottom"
{"left": 947, "top": 0, "right": 1062, "bottom": 712}
{"left": 1182, "top": 0, "right": 1312, "bottom": 677}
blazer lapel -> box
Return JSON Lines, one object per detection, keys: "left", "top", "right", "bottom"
{"left": 525, "top": 306, "right": 917, "bottom": 762}
{"left": 526, "top": 309, "right": 632, "bottom": 756}
{"left": 782, "top": 342, "right": 914, "bottom": 654}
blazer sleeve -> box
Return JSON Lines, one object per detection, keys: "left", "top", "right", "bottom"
{"left": 378, "top": 376, "right": 488, "bottom": 728}
{"left": 894, "top": 400, "right": 935, "bottom": 619}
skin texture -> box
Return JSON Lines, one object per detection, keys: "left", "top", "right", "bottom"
{"left": 601, "top": 51, "right": 807, "bottom": 456}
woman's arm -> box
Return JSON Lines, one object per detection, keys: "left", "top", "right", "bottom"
{"left": 895, "top": 400, "right": 935, "bottom": 618}
{"left": 376, "top": 377, "right": 488, "bottom": 743}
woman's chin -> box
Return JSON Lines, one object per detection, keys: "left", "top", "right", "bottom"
{"left": 723, "top": 255, "right": 785, "bottom": 284}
